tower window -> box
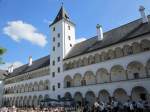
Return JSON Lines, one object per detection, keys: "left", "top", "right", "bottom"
{"left": 52, "top": 85, "right": 55, "bottom": 91}
{"left": 58, "top": 67, "right": 60, "bottom": 73}
{"left": 57, "top": 57, "right": 60, "bottom": 62}
{"left": 70, "top": 44, "right": 72, "bottom": 47}
{"left": 58, "top": 83, "right": 61, "bottom": 88}
{"left": 58, "top": 33, "right": 60, "bottom": 38}
{"left": 53, "top": 37, "right": 55, "bottom": 42}
{"left": 52, "top": 60, "right": 55, "bottom": 66}
{"left": 68, "top": 26, "right": 70, "bottom": 30}
{"left": 53, "top": 27, "right": 55, "bottom": 31}
{"left": 68, "top": 36, "right": 71, "bottom": 40}
{"left": 57, "top": 42, "right": 60, "bottom": 47}
{"left": 53, "top": 46, "right": 55, "bottom": 51}
{"left": 52, "top": 72, "right": 55, "bottom": 77}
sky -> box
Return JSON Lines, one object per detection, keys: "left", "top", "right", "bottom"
{"left": 0, "top": 0, "right": 150, "bottom": 70}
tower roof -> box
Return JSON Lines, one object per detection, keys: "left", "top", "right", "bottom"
{"left": 50, "top": 6, "right": 70, "bottom": 26}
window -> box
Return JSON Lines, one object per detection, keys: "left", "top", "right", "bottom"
{"left": 53, "top": 46, "right": 55, "bottom": 51}
{"left": 66, "top": 81, "right": 71, "bottom": 88}
{"left": 68, "top": 36, "right": 71, "bottom": 40}
{"left": 58, "top": 33, "right": 60, "bottom": 38}
{"left": 57, "top": 42, "right": 60, "bottom": 47}
{"left": 52, "top": 72, "right": 55, "bottom": 77}
{"left": 52, "top": 85, "right": 55, "bottom": 91}
{"left": 58, "top": 83, "right": 61, "bottom": 88}
{"left": 70, "top": 44, "right": 72, "bottom": 47}
{"left": 52, "top": 60, "right": 55, "bottom": 65}
{"left": 53, "top": 27, "right": 55, "bottom": 31}
{"left": 57, "top": 95, "right": 61, "bottom": 99}
{"left": 133, "top": 73, "right": 139, "bottom": 79}
{"left": 58, "top": 67, "right": 60, "bottom": 73}
{"left": 68, "top": 26, "right": 70, "bottom": 30}
{"left": 53, "top": 37, "right": 55, "bottom": 42}
{"left": 57, "top": 57, "right": 60, "bottom": 62}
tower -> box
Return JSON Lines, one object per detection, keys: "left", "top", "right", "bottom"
{"left": 49, "top": 6, "right": 75, "bottom": 79}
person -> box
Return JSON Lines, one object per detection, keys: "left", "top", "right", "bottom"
{"left": 94, "top": 101, "right": 100, "bottom": 112}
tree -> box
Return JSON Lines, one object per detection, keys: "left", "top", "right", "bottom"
{"left": 0, "top": 47, "right": 6, "bottom": 64}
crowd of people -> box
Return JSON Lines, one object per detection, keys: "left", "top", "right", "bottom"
{"left": 0, "top": 99, "right": 150, "bottom": 112}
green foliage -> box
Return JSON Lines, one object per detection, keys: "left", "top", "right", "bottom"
{"left": 0, "top": 47, "right": 6, "bottom": 64}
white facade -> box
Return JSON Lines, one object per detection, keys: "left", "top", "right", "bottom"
{"left": 1, "top": 6, "right": 150, "bottom": 107}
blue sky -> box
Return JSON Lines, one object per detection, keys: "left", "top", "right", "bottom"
{"left": 0, "top": 0, "right": 150, "bottom": 69}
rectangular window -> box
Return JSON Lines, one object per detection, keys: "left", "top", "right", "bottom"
{"left": 68, "top": 36, "right": 71, "bottom": 40}
{"left": 57, "top": 57, "right": 60, "bottom": 62}
{"left": 52, "top": 60, "right": 55, "bottom": 65}
{"left": 52, "top": 72, "right": 55, "bottom": 77}
{"left": 53, "top": 46, "right": 55, "bottom": 51}
{"left": 52, "top": 85, "right": 55, "bottom": 91}
{"left": 70, "top": 44, "right": 72, "bottom": 47}
{"left": 53, "top": 27, "right": 55, "bottom": 31}
{"left": 58, "top": 83, "right": 61, "bottom": 88}
{"left": 57, "top": 42, "right": 60, "bottom": 47}
{"left": 53, "top": 37, "right": 55, "bottom": 42}
{"left": 58, "top": 67, "right": 60, "bottom": 73}
{"left": 68, "top": 26, "right": 70, "bottom": 30}
{"left": 58, "top": 33, "right": 60, "bottom": 38}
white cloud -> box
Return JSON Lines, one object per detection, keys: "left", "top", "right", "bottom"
{"left": 3, "top": 20, "right": 47, "bottom": 47}
{"left": 0, "top": 61, "right": 23, "bottom": 70}
{"left": 76, "top": 37, "right": 86, "bottom": 43}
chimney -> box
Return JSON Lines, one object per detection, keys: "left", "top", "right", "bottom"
{"left": 28, "top": 56, "right": 32, "bottom": 66}
{"left": 96, "top": 24, "right": 103, "bottom": 41}
{"left": 139, "top": 5, "right": 148, "bottom": 23}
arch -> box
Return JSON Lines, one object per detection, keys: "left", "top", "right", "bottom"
{"left": 78, "top": 58, "right": 83, "bottom": 67}
{"left": 96, "top": 68, "right": 109, "bottom": 83}
{"left": 110, "top": 65, "right": 126, "bottom": 81}
{"left": 141, "top": 39, "right": 150, "bottom": 51}
{"left": 28, "top": 83, "right": 33, "bottom": 92}
{"left": 73, "top": 73, "right": 82, "bottom": 86}
{"left": 108, "top": 49, "right": 115, "bottom": 59}
{"left": 83, "top": 57, "right": 88, "bottom": 66}
{"left": 85, "top": 91, "right": 96, "bottom": 106}
{"left": 64, "top": 75, "right": 73, "bottom": 88}
{"left": 38, "top": 95, "right": 43, "bottom": 106}
{"left": 33, "top": 95, "right": 38, "bottom": 107}
{"left": 44, "top": 80, "right": 49, "bottom": 90}
{"left": 88, "top": 55, "right": 95, "bottom": 65}
{"left": 132, "top": 42, "right": 141, "bottom": 53}
{"left": 63, "top": 63, "right": 68, "bottom": 70}
{"left": 28, "top": 96, "right": 32, "bottom": 107}
{"left": 131, "top": 86, "right": 149, "bottom": 101}
{"left": 94, "top": 53, "right": 101, "bottom": 63}
{"left": 64, "top": 92, "right": 72, "bottom": 99}
{"left": 98, "top": 90, "right": 110, "bottom": 103}
{"left": 74, "top": 92, "right": 83, "bottom": 105}
{"left": 146, "top": 59, "right": 150, "bottom": 77}
{"left": 23, "top": 96, "right": 27, "bottom": 107}
{"left": 127, "top": 61, "right": 146, "bottom": 79}
{"left": 33, "top": 82, "right": 39, "bottom": 91}
{"left": 115, "top": 47, "right": 124, "bottom": 58}
{"left": 24, "top": 83, "right": 28, "bottom": 92}
{"left": 83, "top": 71, "right": 96, "bottom": 85}
{"left": 113, "top": 88, "right": 129, "bottom": 103}
{"left": 101, "top": 51, "right": 108, "bottom": 61}
{"left": 39, "top": 80, "right": 44, "bottom": 91}
{"left": 123, "top": 45, "right": 133, "bottom": 56}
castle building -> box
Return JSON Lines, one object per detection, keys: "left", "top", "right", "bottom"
{"left": 0, "top": 5, "right": 150, "bottom": 107}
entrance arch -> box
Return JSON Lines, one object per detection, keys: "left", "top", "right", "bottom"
{"left": 98, "top": 90, "right": 110, "bottom": 103}
{"left": 85, "top": 91, "right": 96, "bottom": 106}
